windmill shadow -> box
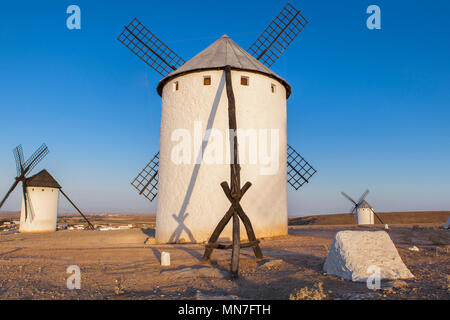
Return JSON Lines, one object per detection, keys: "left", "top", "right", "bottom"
{"left": 150, "top": 247, "right": 161, "bottom": 263}
{"left": 168, "top": 212, "right": 196, "bottom": 243}
{"left": 173, "top": 244, "right": 204, "bottom": 261}
{"left": 168, "top": 73, "right": 226, "bottom": 244}
{"left": 141, "top": 228, "right": 155, "bottom": 238}
{"left": 23, "top": 190, "right": 36, "bottom": 222}
{"left": 141, "top": 228, "right": 156, "bottom": 246}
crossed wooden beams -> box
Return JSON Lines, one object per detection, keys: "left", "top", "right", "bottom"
{"left": 202, "top": 65, "right": 263, "bottom": 278}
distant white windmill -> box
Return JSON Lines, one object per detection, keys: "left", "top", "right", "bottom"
{"left": 341, "top": 189, "right": 384, "bottom": 225}
{"left": 0, "top": 144, "right": 95, "bottom": 232}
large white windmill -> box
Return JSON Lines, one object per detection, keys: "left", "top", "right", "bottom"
{"left": 118, "top": 3, "right": 316, "bottom": 276}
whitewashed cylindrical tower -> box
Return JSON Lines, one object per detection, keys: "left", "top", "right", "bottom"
{"left": 356, "top": 201, "right": 374, "bottom": 225}
{"left": 19, "top": 170, "right": 60, "bottom": 233}
{"left": 155, "top": 35, "right": 292, "bottom": 243}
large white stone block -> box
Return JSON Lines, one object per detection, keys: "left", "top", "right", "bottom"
{"left": 323, "top": 231, "right": 414, "bottom": 282}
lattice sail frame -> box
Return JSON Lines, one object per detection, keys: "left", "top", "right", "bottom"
{"left": 287, "top": 144, "right": 316, "bottom": 190}
{"left": 23, "top": 144, "right": 49, "bottom": 176}
{"left": 13, "top": 145, "right": 25, "bottom": 177}
{"left": 248, "top": 2, "right": 308, "bottom": 68}
{"left": 117, "top": 18, "right": 185, "bottom": 77}
{"left": 131, "top": 152, "right": 159, "bottom": 202}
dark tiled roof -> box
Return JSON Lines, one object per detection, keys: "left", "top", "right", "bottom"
{"left": 26, "top": 169, "right": 61, "bottom": 189}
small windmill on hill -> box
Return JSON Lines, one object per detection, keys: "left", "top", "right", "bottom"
{"left": 341, "top": 189, "right": 384, "bottom": 225}
{"left": 0, "top": 144, "right": 94, "bottom": 232}
{"left": 118, "top": 2, "right": 316, "bottom": 277}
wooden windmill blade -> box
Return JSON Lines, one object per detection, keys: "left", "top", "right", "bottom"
{"left": 131, "top": 152, "right": 159, "bottom": 202}
{"left": 341, "top": 191, "right": 357, "bottom": 206}
{"left": 357, "top": 189, "right": 370, "bottom": 205}
{"left": 23, "top": 144, "right": 49, "bottom": 176}
{"left": 13, "top": 144, "right": 25, "bottom": 177}
{"left": 248, "top": 2, "right": 308, "bottom": 68}
{"left": 117, "top": 18, "right": 185, "bottom": 77}
{"left": 287, "top": 144, "right": 317, "bottom": 190}
{"left": 0, "top": 145, "right": 24, "bottom": 209}
{"left": 0, "top": 144, "right": 49, "bottom": 220}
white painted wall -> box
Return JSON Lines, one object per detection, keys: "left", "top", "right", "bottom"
{"left": 19, "top": 186, "right": 59, "bottom": 233}
{"left": 356, "top": 208, "right": 374, "bottom": 225}
{"left": 156, "top": 70, "right": 288, "bottom": 243}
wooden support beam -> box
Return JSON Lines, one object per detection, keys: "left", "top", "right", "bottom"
{"left": 206, "top": 240, "right": 260, "bottom": 250}
{"left": 202, "top": 65, "right": 263, "bottom": 278}
{"left": 60, "top": 189, "right": 95, "bottom": 230}
{"left": 231, "top": 212, "right": 240, "bottom": 278}
{"left": 202, "top": 182, "right": 251, "bottom": 261}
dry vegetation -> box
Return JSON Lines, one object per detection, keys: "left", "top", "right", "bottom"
{"left": 289, "top": 282, "right": 326, "bottom": 300}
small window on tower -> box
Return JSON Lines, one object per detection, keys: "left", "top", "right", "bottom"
{"left": 241, "top": 76, "right": 249, "bottom": 86}
{"left": 271, "top": 83, "right": 276, "bottom": 93}
{"left": 173, "top": 81, "right": 179, "bottom": 92}
{"left": 203, "top": 76, "right": 211, "bottom": 86}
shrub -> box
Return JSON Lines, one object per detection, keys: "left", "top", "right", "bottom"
{"left": 289, "top": 282, "right": 326, "bottom": 300}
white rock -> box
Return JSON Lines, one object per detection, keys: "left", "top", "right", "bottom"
{"left": 408, "top": 246, "right": 419, "bottom": 252}
{"left": 323, "top": 231, "right": 414, "bottom": 282}
{"left": 161, "top": 252, "right": 170, "bottom": 266}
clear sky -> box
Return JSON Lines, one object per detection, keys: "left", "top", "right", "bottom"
{"left": 1, "top": 0, "right": 449, "bottom": 215}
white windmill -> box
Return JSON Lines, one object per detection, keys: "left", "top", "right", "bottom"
{"left": 0, "top": 144, "right": 94, "bottom": 233}
{"left": 341, "top": 189, "right": 384, "bottom": 225}
{"left": 118, "top": 3, "right": 316, "bottom": 276}
{"left": 19, "top": 169, "right": 61, "bottom": 232}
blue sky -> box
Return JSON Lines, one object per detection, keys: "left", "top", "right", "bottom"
{"left": 0, "top": 0, "right": 449, "bottom": 215}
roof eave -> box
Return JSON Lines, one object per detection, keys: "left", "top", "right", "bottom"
{"left": 156, "top": 66, "right": 292, "bottom": 99}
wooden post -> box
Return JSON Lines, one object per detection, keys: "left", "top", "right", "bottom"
{"left": 202, "top": 65, "right": 263, "bottom": 278}
{"left": 60, "top": 189, "right": 95, "bottom": 230}
{"left": 231, "top": 212, "right": 240, "bottom": 278}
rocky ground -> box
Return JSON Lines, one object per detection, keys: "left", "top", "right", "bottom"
{"left": 0, "top": 222, "right": 448, "bottom": 300}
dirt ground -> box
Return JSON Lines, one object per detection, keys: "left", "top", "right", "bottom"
{"left": 0, "top": 217, "right": 449, "bottom": 300}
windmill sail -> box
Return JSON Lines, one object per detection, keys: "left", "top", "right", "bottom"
{"left": 117, "top": 18, "right": 185, "bottom": 77}
{"left": 287, "top": 144, "right": 317, "bottom": 190}
{"left": 0, "top": 144, "right": 49, "bottom": 219}
{"left": 248, "top": 2, "right": 308, "bottom": 67}
{"left": 131, "top": 152, "right": 159, "bottom": 202}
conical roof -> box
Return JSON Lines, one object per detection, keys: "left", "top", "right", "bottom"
{"left": 26, "top": 169, "right": 61, "bottom": 189}
{"left": 157, "top": 35, "right": 291, "bottom": 98}
{"left": 358, "top": 200, "right": 373, "bottom": 209}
